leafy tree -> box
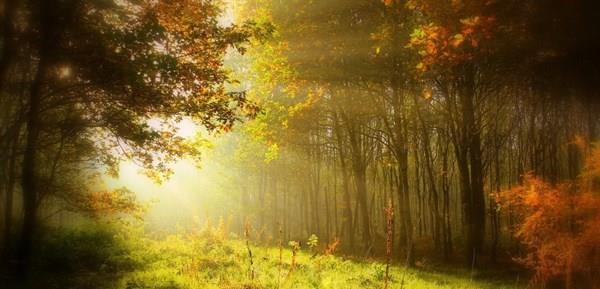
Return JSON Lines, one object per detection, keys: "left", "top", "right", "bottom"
{"left": 0, "top": 0, "right": 257, "bottom": 272}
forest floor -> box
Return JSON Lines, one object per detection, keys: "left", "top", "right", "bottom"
{"left": 6, "top": 224, "right": 526, "bottom": 289}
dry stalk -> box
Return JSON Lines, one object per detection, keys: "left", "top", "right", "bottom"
{"left": 384, "top": 199, "right": 394, "bottom": 289}
{"left": 244, "top": 218, "right": 255, "bottom": 281}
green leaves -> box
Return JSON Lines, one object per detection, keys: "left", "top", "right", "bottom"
{"left": 307, "top": 234, "right": 319, "bottom": 249}
{"left": 264, "top": 143, "right": 280, "bottom": 163}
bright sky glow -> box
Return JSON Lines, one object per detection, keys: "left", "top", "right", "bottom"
{"left": 101, "top": 1, "right": 242, "bottom": 230}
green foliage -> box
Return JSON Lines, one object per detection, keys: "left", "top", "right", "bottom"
{"left": 288, "top": 240, "right": 301, "bottom": 251}
{"left": 307, "top": 234, "right": 319, "bottom": 250}
{"left": 36, "top": 224, "right": 137, "bottom": 274}
{"left": 23, "top": 224, "right": 524, "bottom": 289}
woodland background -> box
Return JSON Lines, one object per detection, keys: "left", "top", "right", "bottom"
{"left": 0, "top": 0, "right": 599, "bottom": 288}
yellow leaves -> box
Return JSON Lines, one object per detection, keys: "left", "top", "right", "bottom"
{"left": 451, "top": 33, "right": 464, "bottom": 47}
{"left": 81, "top": 188, "right": 145, "bottom": 220}
{"left": 58, "top": 65, "right": 71, "bottom": 79}
{"left": 405, "top": 0, "right": 426, "bottom": 11}
{"left": 422, "top": 88, "right": 433, "bottom": 99}
{"left": 460, "top": 16, "right": 480, "bottom": 27}
{"left": 264, "top": 143, "right": 279, "bottom": 163}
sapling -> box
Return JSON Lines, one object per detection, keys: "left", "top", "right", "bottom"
{"left": 307, "top": 234, "right": 319, "bottom": 257}
{"left": 288, "top": 240, "right": 300, "bottom": 272}
{"left": 324, "top": 237, "right": 340, "bottom": 256}
{"left": 280, "top": 240, "right": 301, "bottom": 286}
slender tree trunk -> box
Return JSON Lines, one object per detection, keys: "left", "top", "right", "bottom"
{"left": 18, "top": 0, "right": 53, "bottom": 274}
{"left": 0, "top": 0, "right": 17, "bottom": 91}
{"left": 398, "top": 153, "right": 414, "bottom": 266}
{"left": 414, "top": 96, "right": 443, "bottom": 254}
{"left": 334, "top": 113, "right": 354, "bottom": 249}
{"left": 311, "top": 146, "right": 321, "bottom": 236}
{"left": 459, "top": 64, "right": 485, "bottom": 267}
{"left": 2, "top": 128, "right": 19, "bottom": 260}
{"left": 353, "top": 162, "right": 371, "bottom": 249}
{"left": 441, "top": 137, "right": 453, "bottom": 261}
{"left": 325, "top": 181, "right": 331, "bottom": 242}
{"left": 272, "top": 174, "right": 278, "bottom": 239}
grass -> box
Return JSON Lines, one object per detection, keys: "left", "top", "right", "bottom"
{"left": 13, "top": 223, "right": 526, "bottom": 289}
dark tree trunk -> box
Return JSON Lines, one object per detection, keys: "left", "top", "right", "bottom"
{"left": 18, "top": 0, "right": 54, "bottom": 274}
{"left": 0, "top": 0, "right": 17, "bottom": 89}
{"left": 414, "top": 95, "right": 442, "bottom": 254}
{"left": 398, "top": 153, "right": 414, "bottom": 266}
{"left": 2, "top": 129, "right": 19, "bottom": 261}
{"left": 334, "top": 112, "right": 354, "bottom": 249}
{"left": 459, "top": 64, "right": 486, "bottom": 267}
{"left": 353, "top": 161, "right": 371, "bottom": 248}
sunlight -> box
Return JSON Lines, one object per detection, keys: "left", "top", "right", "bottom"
{"left": 2, "top": 0, "right": 599, "bottom": 288}
{"left": 102, "top": 158, "right": 224, "bottom": 230}
{"left": 176, "top": 118, "right": 198, "bottom": 139}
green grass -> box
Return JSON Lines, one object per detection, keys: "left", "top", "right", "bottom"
{"left": 21, "top": 224, "right": 525, "bottom": 289}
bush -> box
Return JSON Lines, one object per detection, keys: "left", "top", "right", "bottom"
{"left": 35, "top": 223, "right": 138, "bottom": 274}
{"left": 497, "top": 144, "right": 600, "bottom": 289}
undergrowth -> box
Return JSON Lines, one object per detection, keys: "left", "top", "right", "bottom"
{"left": 14, "top": 222, "right": 525, "bottom": 289}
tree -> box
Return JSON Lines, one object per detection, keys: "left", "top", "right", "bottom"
{"left": 1, "top": 0, "right": 256, "bottom": 273}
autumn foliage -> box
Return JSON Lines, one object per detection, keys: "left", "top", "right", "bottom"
{"left": 404, "top": 0, "right": 497, "bottom": 72}
{"left": 497, "top": 144, "right": 600, "bottom": 288}
{"left": 77, "top": 188, "right": 145, "bottom": 220}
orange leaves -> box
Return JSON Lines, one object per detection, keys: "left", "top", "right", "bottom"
{"left": 451, "top": 33, "right": 465, "bottom": 47}
{"left": 408, "top": 24, "right": 447, "bottom": 72}
{"left": 422, "top": 87, "right": 433, "bottom": 99}
{"left": 324, "top": 237, "right": 341, "bottom": 255}
{"left": 383, "top": 0, "right": 403, "bottom": 7}
{"left": 406, "top": 0, "right": 498, "bottom": 73}
{"left": 583, "top": 145, "right": 600, "bottom": 181}
{"left": 460, "top": 16, "right": 496, "bottom": 40}
{"left": 496, "top": 146, "right": 600, "bottom": 287}
{"left": 79, "top": 188, "right": 145, "bottom": 220}
{"left": 409, "top": 23, "right": 477, "bottom": 72}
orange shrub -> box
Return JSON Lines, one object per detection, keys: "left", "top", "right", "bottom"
{"left": 497, "top": 146, "right": 600, "bottom": 289}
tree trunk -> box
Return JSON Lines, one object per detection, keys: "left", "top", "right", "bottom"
{"left": 2, "top": 128, "right": 19, "bottom": 260}
{"left": 334, "top": 113, "right": 354, "bottom": 249}
{"left": 353, "top": 162, "right": 371, "bottom": 249}
{"left": 0, "top": 0, "right": 17, "bottom": 90}
{"left": 459, "top": 64, "right": 486, "bottom": 267}
{"left": 18, "top": 0, "right": 53, "bottom": 274}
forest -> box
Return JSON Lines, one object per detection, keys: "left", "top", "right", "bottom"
{"left": 0, "top": 0, "right": 599, "bottom": 289}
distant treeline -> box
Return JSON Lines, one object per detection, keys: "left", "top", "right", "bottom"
{"left": 223, "top": 0, "right": 600, "bottom": 270}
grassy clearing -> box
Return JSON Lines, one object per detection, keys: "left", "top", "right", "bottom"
{"left": 16, "top": 224, "right": 525, "bottom": 289}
